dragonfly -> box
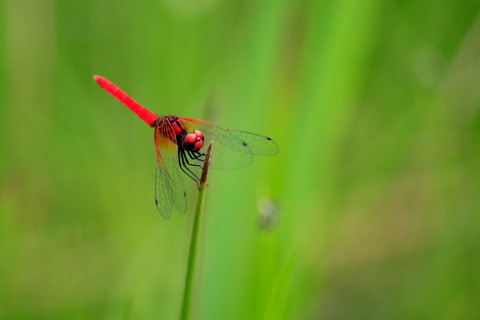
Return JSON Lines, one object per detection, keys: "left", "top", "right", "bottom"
{"left": 93, "top": 75, "right": 278, "bottom": 219}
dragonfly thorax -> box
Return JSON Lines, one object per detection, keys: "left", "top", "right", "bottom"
{"left": 167, "top": 115, "right": 185, "bottom": 136}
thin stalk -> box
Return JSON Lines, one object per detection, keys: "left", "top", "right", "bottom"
{"left": 180, "top": 141, "right": 214, "bottom": 320}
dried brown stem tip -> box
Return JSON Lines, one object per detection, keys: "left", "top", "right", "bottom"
{"left": 199, "top": 141, "right": 213, "bottom": 188}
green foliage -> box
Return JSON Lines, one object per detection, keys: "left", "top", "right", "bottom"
{"left": 1, "top": 0, "right": 480, "bottom": 319}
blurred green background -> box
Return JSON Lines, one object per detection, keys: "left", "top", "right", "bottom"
{"left": 2, "top": 0, "right": 480, "bottom": 319}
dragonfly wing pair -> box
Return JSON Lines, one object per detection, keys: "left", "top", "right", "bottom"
{"left": 154, "top": 116, "right": 278, "bottom": 218}
{"left": 154, "top": 122, "right": 187, "bottom": 219}
{"left": 180, "top": 117, "right": 279, "bottom": 170}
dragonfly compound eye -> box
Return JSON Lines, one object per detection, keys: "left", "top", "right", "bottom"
{"left": 193, "top": 130, "right": 204, "bottom": 139}
{"left": 182, "top": 131, "right": 204, "bottom": 151}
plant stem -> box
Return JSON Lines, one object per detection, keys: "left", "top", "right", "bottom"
{"left": 180, "top": 141, "right": 213, "bottom": 320}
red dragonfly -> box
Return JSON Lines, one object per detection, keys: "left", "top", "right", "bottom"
{"left": 93, "top": 75, "right": 278, "bottom": 219}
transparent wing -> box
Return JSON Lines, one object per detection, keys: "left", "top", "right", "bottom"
{"left": 154, "top": 162, "right": 173, "bottom": 219}
{"left": 179, "top": 117, "right": 279, "bottom": 170}
{"left": 154, "top": 123, "right": 187, "bottom": 219}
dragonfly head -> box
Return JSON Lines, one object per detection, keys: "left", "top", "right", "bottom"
{"left": 182, "top": 130, "right": 204, "bottom": 151}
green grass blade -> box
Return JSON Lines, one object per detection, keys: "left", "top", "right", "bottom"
{"left": 180, "top": 142, "right": 213, "bottom": 320}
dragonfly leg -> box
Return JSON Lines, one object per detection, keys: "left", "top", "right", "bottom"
{"left": 181, "top": 150, "right": 203, "bottom": 175}
{"left": 182, "top": 150, "right": 209, "bottom": 189}
{"left": 185, "top": 152, "right": 204, "bottom": 169}
{"left": 186, "top": 151, "right": 210, "bottom": 188}
{"left": 189, "top": 151, "right": 205, "bottom": 161}
{"left": 178, "top": 149, "right": 201, "bottom": 184}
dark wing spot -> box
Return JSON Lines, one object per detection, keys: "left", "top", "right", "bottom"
{"left": 183, "top": 191, "right": 187, "bottom": 197}
{"left": 266, "top": 137, "right": 272, "bottom": 140}
{"left": 155, "top": 199, "right": 158, "bottom": 205}
{"left": 242, "top": 141, "right": 248, "bottom": 147}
